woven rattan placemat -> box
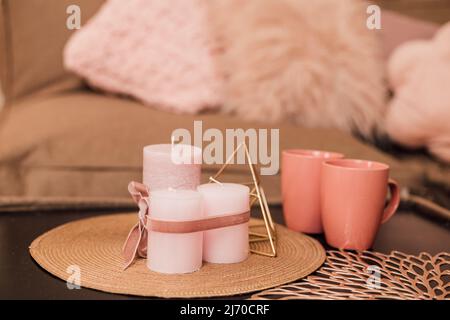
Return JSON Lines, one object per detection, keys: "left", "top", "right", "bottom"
{"left": 29, "top": 213, "right": 325, "bottom": 298}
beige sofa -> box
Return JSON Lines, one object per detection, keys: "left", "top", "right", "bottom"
{"left": 0, "top": 0, "right": 448, "bottom": 211}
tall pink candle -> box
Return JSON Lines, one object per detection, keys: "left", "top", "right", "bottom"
{"left": 143, "top": 144, "right": 202, "bottom": 191}
{"left": 148, "top": 189, "right": 203, "bottom": 274}
{"left": 197, "top": 183, "right": 250, "bottom": 263}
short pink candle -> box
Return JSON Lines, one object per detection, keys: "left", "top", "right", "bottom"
{"left": 143, "top": 144, "right": 202, "bottom": 191}
{"left": 148, "top": 189, "right": 203, "bottom": 274}
{"left": 197, "top": 183, "right": 250, "bottom": 264}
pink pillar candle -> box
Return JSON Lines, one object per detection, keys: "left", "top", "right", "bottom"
{"left": 197, "top": 183, "right": 250, "bottom": 264}
{"left": 143, "top": 144, "right": 202, "bottom": 191}
{"left": 148, "top": 189, "right": 203, "bottom": 274}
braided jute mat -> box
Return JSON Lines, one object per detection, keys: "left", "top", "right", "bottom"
{"left": 29, "top": 213, "right": 325, "bottom": 298}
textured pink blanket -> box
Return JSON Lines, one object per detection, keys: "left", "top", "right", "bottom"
{"left": 386, "top": 22, "right": 450, "bottom": 163}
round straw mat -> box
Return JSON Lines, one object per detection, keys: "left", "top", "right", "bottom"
{"left": 30, "top": 213, "right": 325, "bottom": 298}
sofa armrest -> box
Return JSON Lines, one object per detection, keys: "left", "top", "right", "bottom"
{"left": 0, "top": 0, "right": 104, "bottom": 107}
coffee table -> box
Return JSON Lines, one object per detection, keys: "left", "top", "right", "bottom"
{"left": 0, "top": 205, "right": 449, "bottom": 299}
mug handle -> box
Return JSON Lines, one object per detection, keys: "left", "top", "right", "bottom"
{"left": 381, "top": 179, "right": 400, "bottom": 224}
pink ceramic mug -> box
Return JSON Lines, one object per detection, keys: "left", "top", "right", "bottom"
{"left": 281, "top": 149, "right": 344, "bottom": 233}
{"left": 321, "top": 159, "right": 400, "bottom": 250}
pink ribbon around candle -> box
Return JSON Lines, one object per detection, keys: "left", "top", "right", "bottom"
{"left": 149, "top": 211, "right": 250, "bottom": 234}
{"left": 122, "top": 181, "right": 251, "bottom": 270}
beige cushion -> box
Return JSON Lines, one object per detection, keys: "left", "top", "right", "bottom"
{"left": 1, "top": 91, "right": 443, "bottom": 205}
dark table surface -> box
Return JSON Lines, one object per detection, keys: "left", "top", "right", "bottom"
{"left": 0, "top": 205, "right": 449, "bottom": 300}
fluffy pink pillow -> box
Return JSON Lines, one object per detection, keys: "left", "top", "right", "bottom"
{"left": 64, "top": 0, "right": 223, "bottom": 114}
{"left": 208, "top": 0, "right": 387, "bottom": 137}
{"left": 385, "top": 22, "right": 450, "bottom": 163}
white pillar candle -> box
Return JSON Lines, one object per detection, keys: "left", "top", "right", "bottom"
{"left": 148, "top": 189, "right": 203, "bottom": 274}
{"left": 197, "top": 183, "right": 250, "bottom": 264}
{"left": 143, "top": 144, "right": 202, "bottom": 191}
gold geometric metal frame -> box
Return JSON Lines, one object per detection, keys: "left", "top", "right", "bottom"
{"left": 209, "top": 142, "right": 277, "bottom": 257}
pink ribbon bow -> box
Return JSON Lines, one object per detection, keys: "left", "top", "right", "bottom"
{"left": 122, "top": 181, "right": 150, "bottom": 270}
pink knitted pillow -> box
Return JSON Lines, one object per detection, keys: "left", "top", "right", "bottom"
{"left": 64, "top": 0, "right": 223, "bottom": 113}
